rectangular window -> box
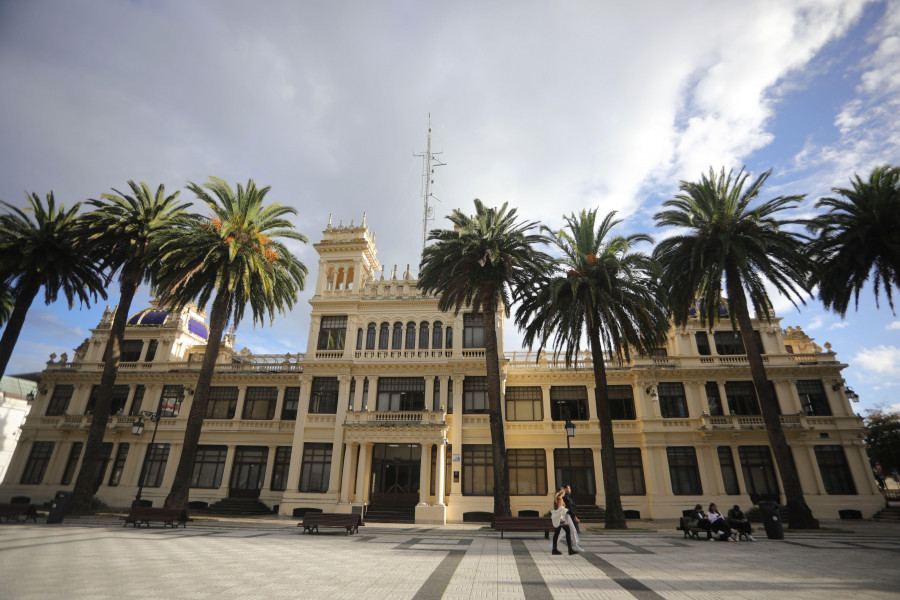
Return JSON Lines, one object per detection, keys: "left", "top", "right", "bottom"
{"left": 550, "top": 386, "right": 589, "bottom": 421}
{"left": 447, "top": 378, "right": 453, "bottom": 414}
{"left": 738, "top": 446, "right": 780, "bottom": 499}
{"left": 725, "top": 381, "right": 761, "bottom": 415}
{"left": 160, "top": 385, "right": 184, "bottom": 417}
{"left": 714, "top": 331, "right": 745, "bottom": 355}
{"left": 108, "top": 443, "right": 130, "bottom": 487}
{"left": 129, "top": 385, "right": 146, "bottom": 416}
{"left": 463, "top": 376, "right": 489, "bottom": 414}
{"left": 797, "top": 380, "right": 831, "bottom": 416}
{"left": 60, "top": 442, "right": 83, "bottom": 485}
{"left": 20, "top": 441, "right": 55, "bottom": 484}
{"left": 705, "top": 382, "right": 724, "bottom": 416}
{"left": 242, "top": 386, "right": 277, "bottom": 420}
{"left": 658, "top": 382, "right": 688, "bottom": 418}
{"left": 508, "top": 449, "right": 547, "bottom": 496}
{"left": 230, "top": 446, "right": 268, "bottom": 490}
{"left": 814, "top": 445, "right": 856, "bottom": 495}
{"left": 190, "top": 445, "right": 227, "bottom": 489}
{"left": 299, "top": 443, "right": 332, "bottom": 493}
{"left": 376, "top": 377, "right": 425, "bottom": 411}
{"left": 95, "top": 442, "right": 114, "bottom": 488}
{"left": 85, "top": 384, "right": 130, "bottom": 415}
{"left": 46, "top": 384, "right": 74, "bottom": 416}
{"left": 717, "top": 446, "right": 740, "bottom": 495}
{"left": 282, "top": 387, "right": 300, "bottom": 420}
{"left": 615, "top": 448, "right": 646, "bottom": 495}
{"left": 462, "top": 444, "right": 493, "bottom": 496}
{"left": 139, "top": 443, "right": 170, "bottom": 488}
{"left": 316, "top": 315, "right": 347, "bottom": 350}
{"left": 695, "top": 332, "right": 711, "bottom": 355}
{"left": 206, "top": 386, "right": 237, "bottom": 419}
{"left": 463, "top": 313, "right": 485, "bottom": 348}
{"left": 552, "top": 448, "right": 596, "bottom": 495}
{"left": 607, "top": 385, "right": 636, "bottom": 420}
{"left": 505, "top": 386, "right": 542, "bottom": 421}
{"left": 144, "top": 340, "right": 158, "bottom": 362}
{"left": 120, "top": 339, "right": 144, "bottom": 362}
{"left": 310, "top": 377, "right": 339, "bottom": 414}
{"left": 270, "top": 446, "right": 292, "bottom": 491}
{"left": 666, "top": 446, "right": 702, "bottom": 495}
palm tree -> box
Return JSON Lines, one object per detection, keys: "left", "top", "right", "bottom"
{"left": 515, "top": 209, "right": 669, "bottom": 528}
{"left": 653, "top": 166, "right": 820, "bottom": 529}
{"left": 154, "top": 177, "right": 308, "bottom": 509}
{"left": 418, "top": 199, "right": 552, "bottom": 518}
{"left": 0, "top": 192, "right": 106, "bottom": 379}
{"left": 807, "top": 165, "right": 900, "bottom": 316}
{"left": 67, "top": 182, "right": 191, "bottom": 515}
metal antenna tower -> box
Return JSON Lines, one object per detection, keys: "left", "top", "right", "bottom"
{"left": 415, "top": 114, "right": 445, "bottom": 251}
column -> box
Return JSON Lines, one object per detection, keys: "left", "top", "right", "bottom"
{"left": 326, "top": 375, "right": 353, "bottom": 494}
{"left": 546, "top": 447, "right": 557, "bottom": 492}
{"left": 586, "top": 384, "right": 598, "bottom": 422}
{"left": 233, "top": 385, "right": 248, "bottom": 420}
{"left": 717, "top": 382, "right": 729, "bottom": 416}
{"left": 273, "top": 387, "right": 286, "bottom": 421}
{"left": 846, "top": 443, "right": 879, "bottom": 494}
{"left": 686, "top": 381, "right": 704, "bottom": 417}
{"left": 783, "top": 380, "right": 803, "bottom": 414}
{"left": 424, "top": 376, "right": 435, "bottom": 412}
{"left": 355, "top": 442, "right": 373, "bottom": 504}
{"left": 365, "top": 376, "right": 378, "bottom": 411}
{"left": 340, "top": 442, "right": 358, "bottom": 503}
{"left": 541, "top": 384, "right": 552, "bottom": 423}
{"left": 804, "top": 445, "right": 825, "bottom": 495}
{"left": 591, "top": 448, "right": 603, "bottom": 501}
{"left": 449, "top": 375, "right": 465, "bottom": 498}
{"left": 286, "top": 375, "right": 313, "bottom": 492}
{"left": 419, "top": 443, "right": 433, "bottom": 505}
{"left": 438, "top": 375, "right": 449, "bottom": 412}
{"left": 161, "top": 443, "right": 183, "bottom": 490}
{"left": 435, "top": 443, "right": 447, "bottom": 506}
{"left": 353, "top": 375, "right": 365, "bottom": 411}
{"left": 260, "top": 445, "right": 277, "bottom": 492}
{"left": 700, "top": 445, "right": 722, "bottom": 494}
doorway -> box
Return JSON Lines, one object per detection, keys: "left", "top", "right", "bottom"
{"left": 370, "top": 443, "right": 421, "bottom": 505}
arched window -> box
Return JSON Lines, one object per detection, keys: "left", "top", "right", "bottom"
{"left": 392, "top": 322, "right": 403, "bottom": 350}
{"left": 419, "top": 321, "right": 430, "bottom": 349}
{"left": 379, "top": 322, "right": 390, "bottom": 350}
{"left": 405, "top": 322, "right": 416, "bottom": 349}
{"left": 445, "top": 327, "right": 453, "bottom": 349}
{"left": 366, "top": 323, "right": 376, "bottom": 350}
{"left": 432, "top": 321, "right": 443, "bottom": 349}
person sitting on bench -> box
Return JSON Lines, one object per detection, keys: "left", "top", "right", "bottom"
{"left": 688, "top": 504, "right": 713, "bottom": 540}
{"left": 707, "top": 503, "right": 736, "bottom": 541}
{"left": 727, "top": 504, "right": 755, "bottom": 541}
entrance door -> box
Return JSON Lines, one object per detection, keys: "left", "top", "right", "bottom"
{"left": 229, "top": 446, "right": 268, "bottom": 498}
{"left": 554, "top": 448, "right": 596, "bottom": 505}
{"left": 370, "top": 443, "right": 421, "bottom": 505}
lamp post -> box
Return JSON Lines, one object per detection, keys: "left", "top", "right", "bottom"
{"left": 131, "top": 391, "right": 185, "bottom": 507}
{"left": 561, "top": 403, "right": 576, "bottom": 490}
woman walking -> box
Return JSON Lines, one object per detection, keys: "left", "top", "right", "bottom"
{"left": 551, "top": 488, "right": 581, "bottom": 555}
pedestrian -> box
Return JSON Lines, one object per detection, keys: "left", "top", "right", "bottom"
{"left": 550, "top": 488, "right": 580, "bottom": 555}
{"left": 563, "top": 484, "right": 581, "bottom": 534}
{"left": 707, "top": 503, "right": 735, "bottom": 541}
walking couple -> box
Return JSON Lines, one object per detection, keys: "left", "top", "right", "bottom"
{"left": 550, "top": 485, "right": 584, "bottom": 555}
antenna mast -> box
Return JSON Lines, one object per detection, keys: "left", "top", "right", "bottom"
{"left": 415, "top": 114, "right": 445, "bottom": 251}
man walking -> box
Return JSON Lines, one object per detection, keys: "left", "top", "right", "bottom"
{"left": 563, "top": 484, "right": 584, "bottom": 551}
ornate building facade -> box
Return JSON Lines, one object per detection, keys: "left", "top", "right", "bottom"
{"left": 0, "top": 217, "right": 882, "bottom": 522}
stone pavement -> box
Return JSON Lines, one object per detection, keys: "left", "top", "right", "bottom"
{"left": 1, "top": 517, "right": 899, "bottom": 600}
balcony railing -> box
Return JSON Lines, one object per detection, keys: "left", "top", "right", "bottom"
{"left": 699, "top": 414, "right": 835, "bottom": 431}
{"left": 343, "top": 410, "right": 447, "bottom": 427}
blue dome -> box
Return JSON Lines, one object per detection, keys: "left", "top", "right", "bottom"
{"left": 127, "top": 309, "right": 169, "bottom": 326}
{"left": 188, "top": 318, "right": 209, "bottom": 340}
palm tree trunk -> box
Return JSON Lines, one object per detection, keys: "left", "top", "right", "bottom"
{"left": 0, "top": 276, "right": 41, "bottom": 379}
{"left": 725, "top": 265, "right": 819, "bottom": 529}
{"left": 587, "top": 318, "right": 627, "bottom": 529}
{"left": 69, "top": 264, "right": 141, "bottom": 515}
{"left": 164, "top": 287, "right": 231, "bottom": 509}
{"left": 481, "top": 290, "right": 511, "bottom": 518}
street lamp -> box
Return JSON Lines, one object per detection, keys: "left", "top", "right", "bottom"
{"left": 131, "top": 391, "right": 184, "bottom": 506}
{"left": 559, "top": 402, "right": 576, "bottom": 491}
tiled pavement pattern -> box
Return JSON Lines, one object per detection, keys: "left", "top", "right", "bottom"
{"left": 1, "top": 519, "right": 899, "bottom": 599}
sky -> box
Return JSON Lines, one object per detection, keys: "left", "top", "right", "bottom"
{"left": 1, "top": 0, "right": 899, "bottom": 415}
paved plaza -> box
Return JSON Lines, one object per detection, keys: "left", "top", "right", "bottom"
{"left": 1, "top": 517, "right": 898, "bottom": 600}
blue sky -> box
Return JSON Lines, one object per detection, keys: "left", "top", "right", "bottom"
{"left": 1, "top": 0, "right": 899, "bottom": 415}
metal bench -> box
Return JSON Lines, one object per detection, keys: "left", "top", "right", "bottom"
{"left": 299, "top": 512, "right": 362, "bottom": 535}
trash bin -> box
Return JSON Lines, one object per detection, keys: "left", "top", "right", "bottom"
{"left": 758, "top": 501, "right": 784, "bottom": 540}
{"left": 47, "top": 490, "right": 73, "bottom": 524}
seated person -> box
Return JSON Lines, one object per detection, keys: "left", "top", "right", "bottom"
{"left": 707, "top": 503, "right": 735, "bottom": 541}
{"left": 688, "top": 503, "right": 713, "bottom": 540}
{"left": 727, "top": 504, "right": 756, "bottom": 541}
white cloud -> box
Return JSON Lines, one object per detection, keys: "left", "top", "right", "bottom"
{"left": 888, "top": 321, "right": 900, "bottom": 330}
{"left": 830, "top": 321, "right": 851, "bottom": 329}
{"left": 807, "top": 315, "right": 826, "bottom": 330}
{"left": 853, "top": 345, "right": 900, "bottom": 377}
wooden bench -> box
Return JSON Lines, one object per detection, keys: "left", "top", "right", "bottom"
{"left": 0, "top": 503, "right": 38, "bottom": 523}
{"left": 298, "top": 512, "right": 362, "bottom": 535}
{"left": 677, "top": 516, "right": 706, "bottom": 539}
{"left": 493, "top": 516, "right": 553, "bottom": 539}
{"left": 121, "top": 507, "right": 191, "bottom": 528}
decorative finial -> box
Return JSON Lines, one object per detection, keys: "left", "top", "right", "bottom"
{"left": 328, "top": 213, "right": 333, "bottom": 228}
{"left": 350, "top": 219, "right": 354, "bottom": 227}
{"left": 362, "top": 211, "right": 367, "bottom": 227}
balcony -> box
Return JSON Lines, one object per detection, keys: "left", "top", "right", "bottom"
{"left": 343, "top": 410, "right": 447, "bottom": 427}
{"left": 699, "top": 414, "right": 834, "bottom": 431}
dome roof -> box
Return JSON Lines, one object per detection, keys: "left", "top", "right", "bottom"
{"left": 188, "top": 318, "right": 209, "bottom": 340}
{"left": 127, "top": 309, "right": 169, "bottom": 326}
